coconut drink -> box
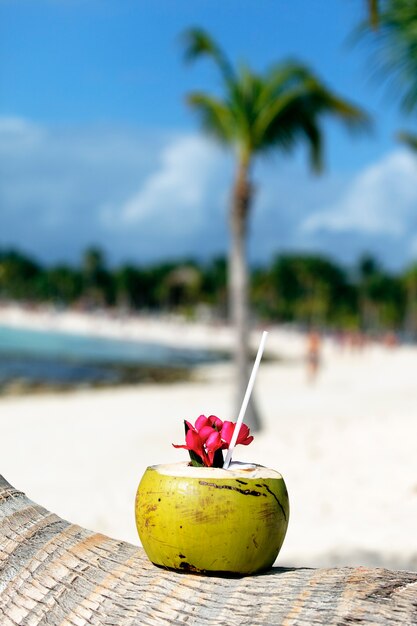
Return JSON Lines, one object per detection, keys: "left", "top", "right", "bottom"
{"left": 135, "top": 461, "right": 289, "bottom": 575}
{"left": 135, "top": 332, "right": 289, "bottom": 575}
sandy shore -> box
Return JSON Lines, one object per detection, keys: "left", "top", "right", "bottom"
{"left": 0, "top": 302, "right": 305, "bottom": 357}
{"left": 1, "top": 305, "right": 417, "bottom": 571}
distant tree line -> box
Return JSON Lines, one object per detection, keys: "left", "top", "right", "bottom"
{"left": 1, "top": 246, "right": 417, "bottom": 335}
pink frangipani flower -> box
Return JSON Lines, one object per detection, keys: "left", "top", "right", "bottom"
{"left": 173, "top": 414, "right": 254, "bottom": 468}
{"left": 220, "top": 421, "right": 254, "bottom": 448}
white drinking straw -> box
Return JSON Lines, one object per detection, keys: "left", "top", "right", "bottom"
{"left": 223, "top": 330, "right": 268, "bottom": 469}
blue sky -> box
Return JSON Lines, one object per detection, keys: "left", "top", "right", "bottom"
{"left": 1, "top": 0, "right": 417, "bottom": 270}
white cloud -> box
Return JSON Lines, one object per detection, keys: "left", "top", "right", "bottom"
{"left": 113, "top": 135, "right": 224, "bottom": 234}
{"left": 0, "top": 116, "right": 165, "bottom": 262}
{"left": 303, "top": 150, "right": 417, "bottom": 237}
{"left": 0, "top": 116, "right": 44, "bottom": 151}
{"left": 2, "top": 115, "right": 417, "bottom": 269}
{"left": 0, "top": 116, "right": 35, "bottom": 134}
{"left": 0, "top": 117, "right": 231, "bottom": 263}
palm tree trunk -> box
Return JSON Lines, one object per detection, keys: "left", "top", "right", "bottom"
{"left": 368, "top": 0, "right": 379, "bottom": 29}
{"left": 229, "top": 159, "right": 262, "bottom": 432}
{"left": 404, "top": 275, "right": 417, "bottom": 342}
{"left": 2, "top": 475, "right": 416, "bottom": 624}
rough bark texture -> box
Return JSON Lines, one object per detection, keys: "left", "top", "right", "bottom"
{"left": 229, "top": 161, "right": 261, "bottom": 432}
{"left": 1, "top": 475, "right": 417, "bottom": 625}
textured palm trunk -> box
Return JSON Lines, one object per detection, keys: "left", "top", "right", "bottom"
{"left": 229, "top": 159, "right": 261, "bottom": 432}
{"left": 1, "top": 475, "right": 416, "bottom": 625}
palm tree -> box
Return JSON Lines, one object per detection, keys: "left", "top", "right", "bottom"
{"left": 82, "top": 247, "right": 110, "bottom": 307}
{"left": 403, "top": 263, "right": 417, "bottom": 340}
{"left": 357, "top": 254, "right": 380, "bottom": 331}
{"left": 366, "top": 0, "right": 417, "bottom": 111}
{"left": 397, "top": 131, "right": 417, "bottom": 152}
{"left": 183, "top": 28, "right": 369, "bottom": 430}
{"left": 363, "top": 1, "right": 417, "bottom": 151}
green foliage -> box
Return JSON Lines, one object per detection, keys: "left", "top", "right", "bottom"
{"left": 200, "top": 256, "right": 227, "bottom": 314}
{"left": 364, "top": 0, "right": 417, "bottom": 112}
{"left": 397, "top": 130, "right": 417, "bottom": 152}
{"left": 0, "top": 250, "right": 41, "bottom": 300}
{"left": 183, "top": 28, "right": 370, "bottom": 168}
{"left": 356, "top": 255, "right": 405, "bottom": 329}
{"left": 0, "top": 245, "right": 414, "bottom": 332}
{"left": 252, "top": 254, "right": 356, "bottom": 326}
{"left": 81, "top": 247, "right": 115, "bottom": 307}
{"left": 35, "top": 267, "right": 82, "bottom": 304}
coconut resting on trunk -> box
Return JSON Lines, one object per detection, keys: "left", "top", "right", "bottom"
{"left": 135, "top": 462, "right": 289, "bottom": 575}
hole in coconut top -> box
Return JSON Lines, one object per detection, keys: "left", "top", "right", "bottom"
{"left": 151, "top": 461, "right": 282, "bottom": 480}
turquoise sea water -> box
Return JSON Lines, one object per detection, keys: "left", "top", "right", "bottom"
{"left": 0, "top": 325, "right": 221, "bottom": 387}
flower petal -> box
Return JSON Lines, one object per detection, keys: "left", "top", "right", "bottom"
{"left": 206, "top": 431, "right": 222, "bottom": 465}
{"left": 236, "top": 423, "right": 252, "bottom": 445}
{"left": 195, "top": 415, "right": 209, "bottom": 431}
{"left": 220, "top": 421, "right": 234, "bottom": 445}
{"left": 239, "top": 435, "right": 254, "bottom": 446}
{"left": 205, "top": 430, "right": 222, "bottom": 451}
{"left": 199, "top": 425, "right": 216, "bottom": 442}
{"left": 208, "top": 415, "right": 223, "bottom": 430}
{"left": 185, "top": 429, "right": 205, "bottom": 457}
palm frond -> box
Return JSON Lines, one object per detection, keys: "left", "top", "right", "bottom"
{"left": 252, "top": 80, "right": 315, "bottom": 147}
{"left": 181, "top": 28, "right": 235, "bottom": 85}
{"left": 183, "top": 32, "right": 370, "bottom": 174}
{"left": 302, "top": 120, "right": 323, "bottom": 173}
{"left": 227, "top": 64, "right": 264, "bottom": 151}
{"left": 182, "top": 28, "right": 219, "bottom": 63}
{"left": 250, "top": 62, "right": 370, "bottom": 160}
{"left": 313, "top": 88, "right": 372, "bottom": 133}
{"left": 186, "top": 92, "right": 234, "bottom": 143}
{"left": 397, "top": 130, "right": 417, "bottom": 152}
{"left": 364, "top": 0, "right": 417, "bottom": 113}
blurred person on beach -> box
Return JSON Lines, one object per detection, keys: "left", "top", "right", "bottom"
{"left": 306, "top": 330, "right": 321, "bottom": 383}
{"left": 383, "top": 331, "right": 398, "bottom": 349}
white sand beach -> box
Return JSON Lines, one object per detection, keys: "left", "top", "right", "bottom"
{"left": 1, "top": 304, "right": 417, "bottom": 571}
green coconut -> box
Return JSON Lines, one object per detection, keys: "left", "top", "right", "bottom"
{"left": 135, "top": 462, "right": 289, "bottom": 575}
